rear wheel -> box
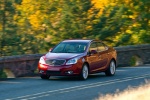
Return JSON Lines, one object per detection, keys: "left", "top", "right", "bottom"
{"left": 105, "top": 60, "right": 116, "bottom": 76}
{"left": 40, "top": 74, "right": 50, "bottom": 79}
{"left": 80, "top": 64, "right": 89, "bottom": 80}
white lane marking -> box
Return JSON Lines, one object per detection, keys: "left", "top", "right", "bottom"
{"left": 0, "top": 81, "right": 21, "bottom": 84}
{"left": 28, "top": 94, "right": 49, "bottom": 100}
{"left": 27, "top": 75, "right": 150, "bottom": 100}
{"left": 5, "top": 73, "right": 150, "bottom": 100}
{"left": 116, "top": 70, "right": 126, "bottom": 71}
{"left": 23, "top": 75, "right": 150, "bottom": 100}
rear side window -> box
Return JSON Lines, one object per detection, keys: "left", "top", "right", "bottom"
{"left": 97, "top": 42, "right": 106, "bottom": 52}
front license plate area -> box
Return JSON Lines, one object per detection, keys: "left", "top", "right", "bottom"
{"left": 46, "top": 70, "right": 61, "bottom": 75}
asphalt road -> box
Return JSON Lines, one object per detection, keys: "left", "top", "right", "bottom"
{"left": 0, "top": 65, "right": 150, "bottom": 100}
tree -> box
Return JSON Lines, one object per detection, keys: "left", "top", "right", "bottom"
{"left": 1, "top": 0, "right": 149, "bottom": 56}
{"left": 115, "top": 0, "right": 150, "bottom": 45}
{"left": 15, "top": 0, "right": 60, "bottom": 52}
{"left": 0, "top": 0, "right": 18, "bottom": 56}
{"left": 49, "top": 0, "right": 99, "bottom": 44}
{"left": 91, "top": 0, "right": 150, "bottom": 46}
{"left": 0, "top": 0, "right": 44, "bottom": 56}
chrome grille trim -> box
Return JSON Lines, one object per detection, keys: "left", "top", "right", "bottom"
{"left": 45, "top": 59, "right": 66, "bottom": 66}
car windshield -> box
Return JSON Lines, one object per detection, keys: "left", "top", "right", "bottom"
{"left": 51, "top": 42, "right": 88, "bottom": 53}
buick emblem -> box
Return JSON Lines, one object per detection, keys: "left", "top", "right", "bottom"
{"left": 52, "top": 60, "right": 56, "bottom": 64}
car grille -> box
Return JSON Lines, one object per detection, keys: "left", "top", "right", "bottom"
{"left": 45, "top": 59, "right": 66, "bottom": 66}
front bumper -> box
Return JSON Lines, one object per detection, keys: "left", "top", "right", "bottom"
{"left": 38, "top": 63, "right": 81, "bottom": 76}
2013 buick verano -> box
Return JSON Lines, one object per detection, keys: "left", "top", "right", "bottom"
{"left": 38, "top": 39, "right": 117, "bottom": 80}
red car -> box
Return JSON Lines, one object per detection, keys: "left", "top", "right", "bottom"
{"left": 38, "top": 39, "right": 117, "bottom": 80}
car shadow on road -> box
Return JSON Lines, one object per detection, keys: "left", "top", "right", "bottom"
{"left": 44, "top": 73, "right": 107, "bottom": 81}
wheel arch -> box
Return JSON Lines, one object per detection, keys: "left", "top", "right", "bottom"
{"left": 111, "top": 58, "right": 117, "bottom": 66}
{"left": 105, "top": 58, "right": 116, "bottom": 71}
{"left": 83, "top": 62, "right": 90, "bottom": 73}
{"left": 105, "top": 58, "right": 116, "bottom": 76}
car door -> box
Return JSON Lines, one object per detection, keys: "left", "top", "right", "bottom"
{"left": 95, "top": 42, "right": 109, "bottom": 71}
{"left": 86, "top": 42, "right": 100, "bottom": 72}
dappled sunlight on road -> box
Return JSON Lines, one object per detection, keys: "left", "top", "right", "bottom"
{"left": 96, "top": 81, "right": 150, "bottom": 100}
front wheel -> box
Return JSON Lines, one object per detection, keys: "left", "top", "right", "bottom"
{"left": 40, "top": 74, "right": 50, "bottom": 79}
{"left": 105, "top": 60, "right": 116, "bottom": 76}
{"left": 80, "top": 64, "right": 89, "bottom": 80}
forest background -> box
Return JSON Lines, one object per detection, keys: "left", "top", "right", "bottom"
{"left": 0, "top": 0, "right": 150, "bottom": 56}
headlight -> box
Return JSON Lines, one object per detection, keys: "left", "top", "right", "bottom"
{"left": 66, "top": 58, "right": 78, "bottom": 65}
{"left": 39, "top": 57, "right": 46, "bottom": 64}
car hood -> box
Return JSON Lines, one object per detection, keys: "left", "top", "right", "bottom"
{"left": 45, "top": 52, "right": 83, "bottom": 60}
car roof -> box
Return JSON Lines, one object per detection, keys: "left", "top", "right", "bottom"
{"left": 62, "top": 39, "right": 93, "bottom": 43}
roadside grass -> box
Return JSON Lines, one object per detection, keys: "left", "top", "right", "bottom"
{"left": 0, "top": 70, "right": 7, "bottom": 78}
{"left": 96, "top": 81, "right": 150, "bottom": 100}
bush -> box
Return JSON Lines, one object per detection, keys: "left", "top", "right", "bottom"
{"left": 0, "top": 70, "right": 7, "bottom": 78}
{"left": 129, "top": 56, "right": 136, "bottom": 66}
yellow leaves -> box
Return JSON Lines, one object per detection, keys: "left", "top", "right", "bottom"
{"left": 28, "top": 10, "right": 44, "bottom": 29}
{"left": 21, "top": 0, "right": 34, "bottom": 12}
{"left": 92, "top": 0, "right": 109, "bottom": 8}
{"left": 148, "top": 20, "right": 150, "bottom": 26}
{"left": 114, "top": 35, "right": 121, "bottom": 42}
{"left": 28, "top": 14, "right": 40, "bottom": 29}
{"left": 133, "top": 23, "right": 141, "bottom": 27}
{"left": 13, "top": 15, "right": 18, "bottom": 21}
{"left": 44, "top": 35, "right": 53, "bottom": 42}
{"left": 86, "top": 26, "right": 92, "bottom": 30}
{"left": 16, "top": 0, "right": 49, "bottom": 30}
{"left": 129, "top": 15, "right": 135, "bottom": 19}
{"left": 129, "top": 3, "right": 134, "bottom": 8}
{"left": 124, "top": 0, "right": 131, "bottom": 4}
{"left": 0, "top": 24, "right": 2, "bottom": 31}
{"left": 126, "top": 30, "right": 133, "bottom": 34}
{"left": 129, "top": 14, "right": 138, "bottom": 20}
{"left": 21, "top": 0, "right": 31, "bottom": 4}
{"left": 110, "top": 3, "right": 116, "bottom": 6}
{"left": 91, "top": 0, "right": 109, "bottom": 16}
{"left": 131, "top": 34, "right": 139, "bottom": 43}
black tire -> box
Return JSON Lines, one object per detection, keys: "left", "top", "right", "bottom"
{"left": 40, "top": 74, "right": 50, "bottom": 79}
{"left": 80, "top": 64, "right": 89, "bottom": 80}
{"left": 105, "top": 60, "right": 116, "bottom": 76}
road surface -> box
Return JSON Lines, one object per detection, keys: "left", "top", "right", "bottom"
{"left": 0, "top": 65, "right": 150, "bottom": 100}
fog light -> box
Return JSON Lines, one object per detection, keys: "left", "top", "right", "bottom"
{"left": 39, "top": 70, "right": 44, "bottom": 73}
{"left": 65, "top": 71, "right": 73, "bottom": 74}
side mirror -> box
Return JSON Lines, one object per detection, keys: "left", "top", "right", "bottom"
{"left": 90, "top": 50, "right": 97, "bottom": 54}
{"left": 49, "top": 48, "right": 53, "bottom": 52}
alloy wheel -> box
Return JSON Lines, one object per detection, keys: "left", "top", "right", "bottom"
{"left": 82, "top": 64, "right": 89, "bottom": 80}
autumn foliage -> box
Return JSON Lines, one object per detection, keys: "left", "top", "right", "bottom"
{"left": 0, "top": 0, "right": 150, "bottom": 56}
